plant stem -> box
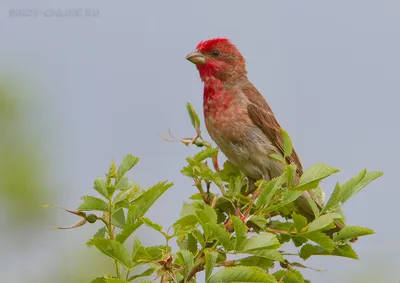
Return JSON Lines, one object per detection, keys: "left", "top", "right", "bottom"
{"left": 107, "top": 198, "right": 121, "bottom": 278}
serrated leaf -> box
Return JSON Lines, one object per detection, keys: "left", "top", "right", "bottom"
{"left": 93, "top": 238, "right": 131, "bottom": 268}
{"left": 236, "top": 256, "right": 274, "bottom": 269}
{"left": 273, "top": 269, "right": 304, "bottom": 283}
{"left": 128, "top": 268, "right": 155, "bottom": 281}
{"left": 264, "top": 191, "right": 302, "bottom": 213}
{"left": 246, "top": 249, "right": 285, "bottom": 262}
{"left": 93, "top": 178, "right": 108, "bottom": 198}
{"left": 300, "top": 243, "right": 358, "bottom": 260}
{"left": 307, "top": 214, "right": 334, "bottom": 232}
{"left": 177, "top": 250, "right": 194, "bottom": 279}
{"left": 340, "top": 170, "right": 383, "bottom": 204}
{"left": 191, "top": 228, "right": 206, "bottom": 248}
{"left": 292, "top": 213, "right": 308, "bottom": 233}
{"left": 333, "top": 226, "right": 374, "bottom": 242}
{"left": 205, "top": 250, "right": 218, "bottom": 281}
{"left": 242, "top": 233, "right": 280, "bottom": 251}
{"left": 207, "top": 223, "right": 231, "bottom": 250}
{"left": 78, "top": 196, "right": 109, "bottom": 212}
{"left": 208, "top": 266, "right": 277, "bottom": 283}
{"left": 173, "top": 214, "right": 198, "bottom": 233}
{"left": 220, "top": 161, "right": 242, "bottom": 182}
{"left": 131, "top": 237, "right": 143, "bottom": 262}
{"left": 131, "top": 181, "right": 173, "bottom": 220}
{"left": 186, "top": 102, "right": 201, "bottom": 131}
{"left": 116, "top": 221, "right": 143, "bottom": 243}
{"left": 301, "top": 232, "right": 334, "bottom": 252}
{"left": 112, "top": 207, "right": 126, "bottom": 229}
{"left": 117, "top": 154, "right": 140, "bottom": 182}
{"left": 141, "top": 217, "right": 165, "bottom": 236}
{"left": 231, "top": 216, "right": 248, "bottom": 251}
{"left": 86, "top": 227, "right": 107, "bottom": 246}
{"left": 248, "top": 215, "right": 267, "bottom": 229}
{"left": 295, "top": 164, "right": 339, "bottom": 191}
{"left": 113, "top": 185, "right": 141, "bottom": 204}
{"left": 193, "top": 148, "right": 218, "bottom": 162}
{"left": 322, "top": 182, "right": 342, "bottom": 213}
{"left": 256, "top": 174, "right": 285, "bottom": 208}
{"left": 281, "top": 128, "right": 293, "bottom": 158}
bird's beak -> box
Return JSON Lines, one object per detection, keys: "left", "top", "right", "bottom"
{"left": 186, "top": 50, "right": 206, "bottom": 65}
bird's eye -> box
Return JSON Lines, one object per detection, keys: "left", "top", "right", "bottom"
{"left": 212, "top": 50, "right": 221, "bottom": 57}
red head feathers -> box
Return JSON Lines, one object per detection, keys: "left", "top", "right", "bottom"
{"left": 187, "top": 38, "right": 247, "bottom": 82}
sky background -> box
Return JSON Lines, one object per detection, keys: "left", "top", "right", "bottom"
{"left": 0, "top": 1, "right": 399, "bottom": 282}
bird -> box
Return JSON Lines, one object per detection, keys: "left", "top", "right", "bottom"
{"left": 186, "top": 37, "right": 343, "bottom": 232}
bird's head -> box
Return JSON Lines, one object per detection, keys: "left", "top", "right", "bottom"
{"left": 186, "top": 38, "right": 247, "bottom": 82}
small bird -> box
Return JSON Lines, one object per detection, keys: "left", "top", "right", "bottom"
{"left": 186, "top": 38, "right": 343, "bottom": 230}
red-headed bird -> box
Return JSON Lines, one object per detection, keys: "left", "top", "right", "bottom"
{"left": 186, "top": 38, "right": 343, "bottom": 231}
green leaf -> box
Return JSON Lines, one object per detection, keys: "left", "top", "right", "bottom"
{"left": 292, "top": 213, "right": 308, "bottom": 234}
{"left": 105, "top": 279, "right": 129, "bottom": 283}
{"left": 196, "top": 205, "right": 218, "bottom": 238}
{"left": 286, "top": 164, "right": 297, "bottom": 188}
{"left": 186, "top": 102, "right": 201, "bottom": 131}
{"left": 303, "top": 232, "right": 334, "bottom": 252}
{"left": 256, "top": 174, "right": 285, "bottom": 208}
{"left": 231, "top": 216, "right": 248, "bottom": 251}
{"left": 112, "top": 208, "right": 126, "bottom": 229}
{"left": 177, "top": 250, "right": 195, "bottom": 279}
{"left": 281, "top": 128, "right": 293, "bottom": 158}
{"left": 86, "top": 227, "right": 107, "bottom": 246}
{"left": 208, "top": 266, "right": 277, "bottom": 283}
{"left": 220, "top": 161, "right": 242, "bottom": 182}
{"left": 113, "top": 185, "right": 141, "bottom": 204}
{"left": 93, "top": 238, "right": 131, "bottom": 268}
{"left": 269, "top": 153, "right": 284, "bottom": 162}
{"left": 207, "top": 223, "right": 231, "bottom": 250}
{"left": 78, "top": 196, "right": 109, "bottom": 212}
{"left": 264, "top": 191, "right": 302, "bottom": 213}
{"left": 117, "top": 154, "right": 140, "bottom": 182}
{"left": 242, "top": 233, "right": 280, "bottom": 251}
{"left": 205, "top": 250, "right": 218, "bottom": 281}
{"left": 273, "top": 269, "right": 304, "bottom": 283}
{"left": 116, "top": 221, "right": 143, "bottom": 243}
{"left": 248, "top": 215, "right": 267, "bottom": 229}
{"left": 235, "top": 256, "right": 274, "bottom": 270}
{"left": 193, "top": 148, "right": 218, "bottom": 162}
{"left": 173, "top": 214, "right": 198, "bottom": 234}
{"left": 192, "top": 228, "right": 206, "bottom": 248}
{"left": 131, "top": 181, "right": 173, "bottom": 219}
{"left": 300, "top": 243, "right": 358, "bottom": 260}
{"left": 340, "top": 170, "right": 383, "bottom": 204}
{"left": 295, "top": 164, "right": 339, "bottom": 191}
{"left": 246, "top": 249, "right": 285, "bottom": 262}
{"left": 131, "top": 237, "right": 143, "bottom": 262}
{"left": 127, "top": 268, "right": 155, "bottom": 281}
{"left": 322, "top": 182, "right": 342, "bottom": 213}
{"left": 141, "top": 217, "right": 165, "bottom": 236}
{"left": 107, "top": 159, "right": 117, "bottom": 179}
{"left": 178, "top": 233, "right": 198, "bottom": 254}
{"left": 307, "top": 214, "right": 334, "bottom": 232}
{"left": 333, "top": 226, "right": 374, "bottom": 242}
{"left": 93, "top": 178, "right": 108, "bottom": 198}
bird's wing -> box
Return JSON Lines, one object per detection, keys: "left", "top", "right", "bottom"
{"left": 242, "top": 83, "right": 303, "bottom": 175}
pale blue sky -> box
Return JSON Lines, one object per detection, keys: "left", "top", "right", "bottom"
{"left": 1, "top": 1, "right": 399, "bottom": 282}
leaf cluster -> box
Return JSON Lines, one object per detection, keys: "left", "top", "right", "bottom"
{"left": 48, "top": 103, "right": 383, "bottom": 283}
